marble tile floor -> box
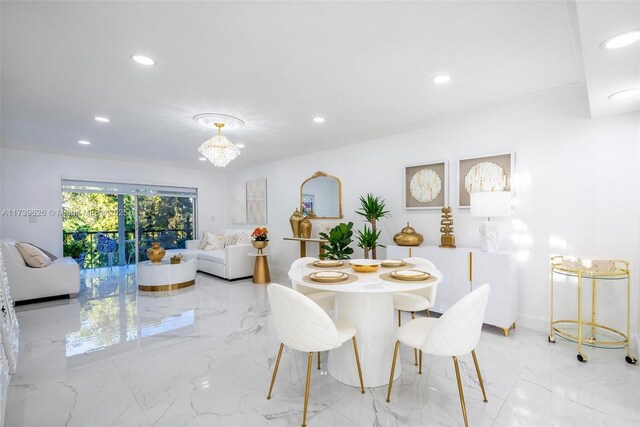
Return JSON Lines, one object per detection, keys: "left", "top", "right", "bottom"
{"left": 6, "top": 269, "right": 640, "bottom": 426}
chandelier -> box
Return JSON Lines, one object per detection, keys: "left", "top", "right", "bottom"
{"left": 197, "top": 122, "right": 241, "bottom": 167}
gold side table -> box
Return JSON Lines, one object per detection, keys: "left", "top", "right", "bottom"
{"left": 548, "top": 256, "right": 637, "bottom": 364}
{"left": 248, "top": 253, "right": 271, "bottom": 284}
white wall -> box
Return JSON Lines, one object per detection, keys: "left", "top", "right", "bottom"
{"left": 227, "top": 86, "right": 640, "bottom": 336}
{"left": 0, "top": 148, "right": 227, "bottom": 257}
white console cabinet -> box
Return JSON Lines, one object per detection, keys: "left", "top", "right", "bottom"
{"left": 387, "top": 245, "right": 518, "bottom": 336}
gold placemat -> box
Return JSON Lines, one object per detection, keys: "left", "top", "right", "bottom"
{"left": 379, "top": 272, "right": 437, "bottom": 284}
{"left": 380, "top": 262, "right": 416, "bottom": 270}
{"left": 306, "top": 262, "right": 349, "bottom": 270}
{"left": 302, "top": 273, "right": 359, "bottom": 285}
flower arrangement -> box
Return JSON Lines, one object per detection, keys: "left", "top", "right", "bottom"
{"left": 251, "top": 227, "right": 269, "bottom": 241}
{"left": 170, "top": 253, "right": 186, "bottom": 264}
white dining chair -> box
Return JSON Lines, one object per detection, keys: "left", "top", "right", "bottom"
{"left": 266, "top": 283, "right": 364, "bottom": 427}
{"left": 386, "top": 284, "right": 491, "bottom": 427}
{"left": 392, "top": 256, "right": 439, "bottom": 368}
{"left": 288, "top": 257, "right": 338, "bottom": 370}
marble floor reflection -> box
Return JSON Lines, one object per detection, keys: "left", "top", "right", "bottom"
{"left": 6, "top": 268, "right": 640, "bottom": 426}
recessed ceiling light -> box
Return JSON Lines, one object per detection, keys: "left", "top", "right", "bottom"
{"left": 94, "top": 116, "right": 110, "bottom": 123}
{"left": 313, "top": 117, "right": 325, "bottom": 123}
{"left": 236, "top": 144, "right": 245, "bottom": 148}
{"left": 601, "top": 30, "right": 640, "bottom": 49}
{"left": 432, "top": 75, "right": 451, "bottom": 84}
{"left": 198, "top": 157, "right": 207, "bottom": 161}
{"left": 608, "top": 88, "right": 640, "bottom": 100}
{"left": 130, "top": 54, "right": 156, "bottom": 66}
{"left": 78, "top": 140, "right": 91, "bottom": 145}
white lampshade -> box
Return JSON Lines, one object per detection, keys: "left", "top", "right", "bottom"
{"left": 470, "top": 191, "right": 512, "bottom": 218}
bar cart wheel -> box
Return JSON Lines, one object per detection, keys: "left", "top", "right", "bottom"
{"left": 548, "top": 335, "right": 556, "bottom": 343}
{"left": 625, "top": 355, "right": 637, "bottom": 365}
{"left": 577, "top": 353, "right": 587, "bottom": 363}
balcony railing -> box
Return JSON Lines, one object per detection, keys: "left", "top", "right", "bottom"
{"left": 62, "top": 229, "right": 193, "bottom": 269}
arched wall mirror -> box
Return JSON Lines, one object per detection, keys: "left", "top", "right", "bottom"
{"left": 300, "top": 171, "right": 343, "bottom": 219}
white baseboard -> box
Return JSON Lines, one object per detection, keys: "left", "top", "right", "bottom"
{"left": 517, "top": 313, "right": 549, "bottom": 332}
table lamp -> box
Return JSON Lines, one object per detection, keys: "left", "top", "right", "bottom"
{"left": 470, "top": 191, "right": 511, "bottom": 252}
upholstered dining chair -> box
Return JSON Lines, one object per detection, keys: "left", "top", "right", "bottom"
{"left": 288, "top": 257, "right": 338, "bottom": 370}
{"left": 266, "top": 283, "right": 364, "bottom": 427}
{"left": 386, "top": 284, "right": 491, "bottom": 427}
{"left": 393, "top": 256, "right": 439, "bottom": 368}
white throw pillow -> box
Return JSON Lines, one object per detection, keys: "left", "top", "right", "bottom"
{"left": 203, "top": 233, "right": 226, "bottom": 250}
{"left": 15, "top": 242, "right": 52, "bottom": 268}
{"left": 226, "top": 234, "right": 240, "bottom": 246}
{"left": 198, "top": 231, "right": 210, "bottom": 250}
{"left": 235, "top": 234, "right": 252, "bottom": 245}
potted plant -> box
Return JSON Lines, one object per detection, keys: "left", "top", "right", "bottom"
{"left": 251, "top": 227, "right": 269, "bottom": 253}
{"left": 319, "top": 222, "right": 354, "bottom": 260}
{"left": 355, "top": 193, "right": 389, "bottom": 259}
{"left": 356, "top": 224, "right": 382, "bottom": 259}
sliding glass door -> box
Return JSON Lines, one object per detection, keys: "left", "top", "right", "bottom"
{"left": 62, "top": 180, "right": 197, "bottom": 269}
{"left": 137, "top": 195, "right": 194, "bottom": 262}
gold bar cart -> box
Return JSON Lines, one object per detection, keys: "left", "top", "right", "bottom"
{"left": 548, "top": 255, "right": 637, "bottom": 364}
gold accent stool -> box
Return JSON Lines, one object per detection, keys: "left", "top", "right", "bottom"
{"left": 289, "top": 208, "right": 303, "bottom": 238}
{"left": 146, "top": 242, "right": 166, "bottom": 263}
{"left": 393, "top": 222, "right": 423, "bottom": 246}
{"left": 299, "top": 217, "right": 312, "bottom": 239}
{"left": 439, "top": 207, "right": 456, "bottom": 248}
{"left": 548, "top": 256, "right": 637, "bottom": 365}
{"left": 250, "top": 240, "right": 271, "bottom": 284}
{"left": 251, "top": 240, "right": 269, "bottom": 254}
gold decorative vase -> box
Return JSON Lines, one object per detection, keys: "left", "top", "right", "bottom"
{"left": 300, "top": 217, "right": 312, "bottom": 239}
{"left": 147, "top": 242, "right": 166, "bottom": 263}
{"left": 252, "top": 240, "right": 269, "bottom": 254}
{"left": 289, "top": 208, "right": 303, "bottom": 238}
{"left": 393, "top": 222, "right": 423, "bottom": 247}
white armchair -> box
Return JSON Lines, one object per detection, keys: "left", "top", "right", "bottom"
{"left": 1, "top": 239, "right": 80, "bottom": 302}
{"left": 386, "top": 284, "right": 491, "bottom": 427}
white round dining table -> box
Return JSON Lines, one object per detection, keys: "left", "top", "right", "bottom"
{"left": 288, "top": 261, "right": 442, "bottom": 388}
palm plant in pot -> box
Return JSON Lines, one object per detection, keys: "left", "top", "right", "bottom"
{"left": 319, "top": 222, "right": 354, "bottom": 260}
{"left": 356, "top": 224, "right": 382, "bottom": 259}
{"left": 355, "top": 193, "right": 389, "bottom": 259}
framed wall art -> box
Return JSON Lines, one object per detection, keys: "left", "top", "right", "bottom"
{"left": 458, "top": 152, "right": 513, "bottom": 208}
{"left": 404, "top": 161, "right": 448, "bottom": 209}
{"left": 246, "top": 177, "right": 267, "bottom": 224}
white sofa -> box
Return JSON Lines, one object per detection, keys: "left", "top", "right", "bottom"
{"left": 1, "top": 238, "right": 80, "bottom": 302}
{"left": 165, "top": 230, "right": 255, "bottom": 280}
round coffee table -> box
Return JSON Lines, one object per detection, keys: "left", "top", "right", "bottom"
{"left": 137, "top": 259, "right": 197, "bottom": 292}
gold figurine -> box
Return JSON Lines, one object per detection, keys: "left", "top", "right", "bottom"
{"left": 439, "top": 207, "right": 456, "bottom": 248}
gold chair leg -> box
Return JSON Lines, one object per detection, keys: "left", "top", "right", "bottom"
{"left": 419, "top": 350, "right": 423, "bottom": 374}
{"left": 267, "top": 343, "right": 284, "bottom": 399}
{"left": 352, "top": 337, "right": 365, "bottom": 394}
{"left": 471, "top": 350, "right": 488, "bottom": 402}
{"left": 398, "top": 310, "right": 402, "bottom": 327}
{"left": 426, "top": 309, "right": 431, "bottom": 317}
{"left": 302, "top": 352, "right": 313, "bottom": 427}
{"left": 317, "top": 351, "right": 321, "bottom": 370}
{"left": 386, "top": 340, "right": 401, "bottom": 402}
{"left": 411, "top": 312, "right": 418, "bottom": 366}
{"left": 452, "top": 356, "right": 468, "bottom": 427}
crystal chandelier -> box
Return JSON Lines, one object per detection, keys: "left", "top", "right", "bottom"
{"left": 197, "top": 123, "right": 241, "bottom": 167}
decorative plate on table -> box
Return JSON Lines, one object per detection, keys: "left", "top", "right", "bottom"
{"left": 309, "top": 271, "right": 349, "bottom": 283}
{"left": 313, "top": 260, "right": 344, "bottom": 268}
{"left": 381, "top": 259, "right": 405, "bottom": 268}
{"left": 390, "top": 270, "right": 431, "bottom": 281}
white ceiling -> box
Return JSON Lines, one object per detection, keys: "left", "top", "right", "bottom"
{"left": 0, "top": 1, "right": 625, "bottom": 170}
{"left": 575, "top": 1, "right": 640, "bottom": 118}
